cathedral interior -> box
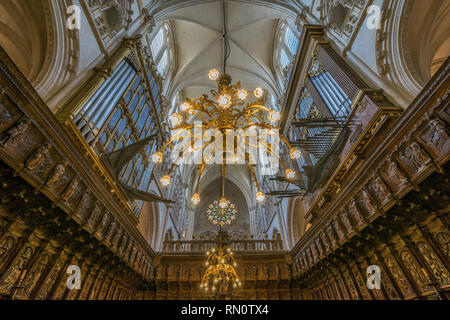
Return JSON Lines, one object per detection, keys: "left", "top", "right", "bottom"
{"left": 0, "top": 0, "right": 449, "bottom": 302}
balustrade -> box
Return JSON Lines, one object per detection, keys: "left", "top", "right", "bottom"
{"left": 161, "top": 239, "right": 284, "bottom": 253}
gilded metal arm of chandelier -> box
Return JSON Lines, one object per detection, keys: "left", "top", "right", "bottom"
{"left": 150, "top": 69, "right": 303, "bottom": 207}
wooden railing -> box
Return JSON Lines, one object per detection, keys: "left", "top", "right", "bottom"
{"left": 161, "top": 239, "right": 284, "bottom": 253}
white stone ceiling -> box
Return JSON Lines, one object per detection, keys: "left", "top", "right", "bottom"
{"left": 153, "top": 0, "right": 297, "bottom": 102}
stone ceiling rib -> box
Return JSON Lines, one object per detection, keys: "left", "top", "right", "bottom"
{"left": 153, "top": 1, "right": 295, "bottom": 102}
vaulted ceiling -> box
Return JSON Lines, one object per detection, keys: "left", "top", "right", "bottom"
{"left": 152, "top": 0, "right": 298, "bottom": 102}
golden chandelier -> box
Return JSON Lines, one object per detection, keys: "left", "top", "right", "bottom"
{"left": 200, "top": 243, "right": 241, "bottom": 296}
{"left": 150, "top": 69, "right": 302, "bottom": 207}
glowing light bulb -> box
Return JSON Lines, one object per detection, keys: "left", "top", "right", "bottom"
{"left": 180, "top": 102, "right": 191, "bottom": 112}
{"left": 254, "top": 87, "right": 264, "bottom": 98}
{"left": 233, "top": 283, "right": 237, "bottom": 288}
{"left": 233, "top": 262, "right": 237, "bottom": 267}
{"left": 151, "top": 151, "right": 163, "bottom": 164}
{"left": 237, "top": 89, "right": 248, "bottom": 100}
{"left": 160, "top": 175, "right": 171, "bottom": 186}
{"left": 212, "top": 248, "right": 216, "bottom": 252}
{"left": 205, "top": 262, "right": 209, "bottom": 266}
{"left": 219, "top": 197, "right": 228, "bottom": 208}
{"left": 209, "top": 69, "right": 220, "bottom": 80}
{"left": 218, "top": 94, "right": 231, "bottom": 108}
{"left": 286, "top": 168, "right": 296, "bottom": 180}
{"left": 227, "top": 248, "right": 231, "bottom": 252}
{"left": 256, "top": 191, "right": 265, "bottom": 202}
{"left": 191, "top": 193, "right": 200, "bottom": 205}
{"left": 206, "top": 251, "right": 210, "bottom": 255}
{"left": 169, "top": 113, "right": 182, "bottom": 126}
{"left": 269, "top": 110, "right": 281, "bottom": 122}
{"left": 289, "top": 147, "right": 302, "bottom": 160}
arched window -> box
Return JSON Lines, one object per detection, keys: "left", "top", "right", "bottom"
{"left": 150, "top": 24, "right": 171, "bottom": 77}
{"left": 284, "top": 26, "right": 299, "bottom": 56}
{"left": 151, "top": 27, "right": 165, "bottom": 58}
{"left": 280, "top": 49, "right": 290, "bottom": 69}
{"left": 275, "top": 22, "right": 300, "bottom": 88}
{"left": 279, "top": 25, "right": 299, "bottom": 69}
{"left": 157, "top": 50, "right": 168, "bottom": 74}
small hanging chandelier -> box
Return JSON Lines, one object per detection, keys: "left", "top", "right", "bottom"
{"left": 200, "top": 243, "right": 241, "bottom": 297}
